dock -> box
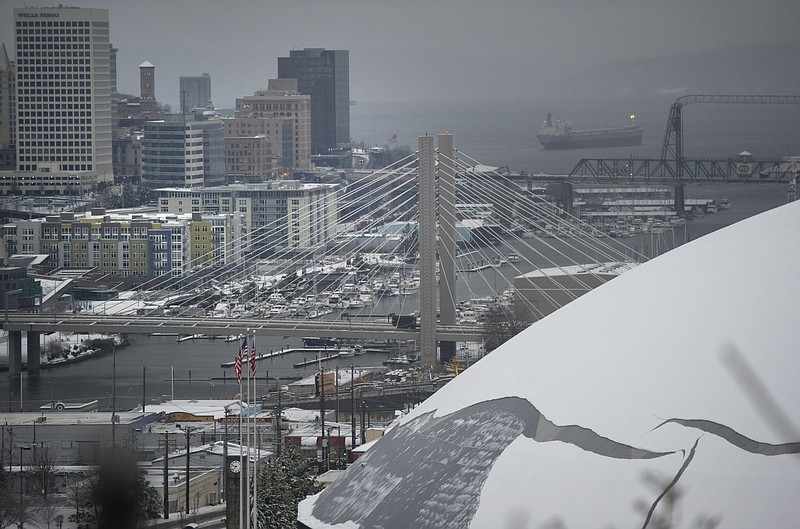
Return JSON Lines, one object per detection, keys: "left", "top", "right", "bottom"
{"left": 219, "top": 347, "right": 341, "bottom": 368}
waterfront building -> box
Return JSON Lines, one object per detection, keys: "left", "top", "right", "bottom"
{"left": 2, "top": 208, "right": 244, "bottom": 279}
{"left": 179, "top": 72, "right": 212, "bottom": 112}
{"left": 1, "top": 6, "right": 113, "bottom": 195}
{"left": 156, "top": 181, "right": 338, "bottom": 255}
{"left": 0, "top": 265, "right": 38, "bottom": 312}
{"left": 142, "top": 113, "right": 225, "bottom": 189}
{"left": 513, "top": 262, "right": 635, "bottom": 322}
{"left": 234, "top": 79, "right": 311, "bottom": 173}
{"left": 278, "top": 48, "right": 350, "bottom": 154}
{"left": 2, "top": 219, "right": 40, "bottom": 256}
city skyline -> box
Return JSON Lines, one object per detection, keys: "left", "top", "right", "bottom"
{"left": 3, "top": 0, "right": 799, "bottom": 108}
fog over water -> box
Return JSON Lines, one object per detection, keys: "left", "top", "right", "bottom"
{"left": 351, "top": 96, "right": 800, "bottom": 173}
{"left": 4, "top": 0, "right": 800, "bottom": 106}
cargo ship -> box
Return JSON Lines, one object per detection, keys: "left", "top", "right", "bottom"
{"left": 537, "top": 113, "right": 643, "bottom": 150}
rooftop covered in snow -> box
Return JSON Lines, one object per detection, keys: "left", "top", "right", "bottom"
{"left": 299, "top": 201, "right": 800, "bottom": 529}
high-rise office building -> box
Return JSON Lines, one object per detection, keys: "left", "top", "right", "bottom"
{"left": 142, "top": 114, "right": 225, "bottom": 189}
{"left": 234, "top": 79, "right": 311, "bottom": 172}
{"left": 0, "top": 43, "right": 15, "bottom": 170}
{"left": 224, "top": 135, "right": 273, "bottom": 182}
{"left": 3, "top": 6, "right": 113, "bottom": 195}
{"left": 180, "top": 73, "right": 212, "bottom": 112}
{"left": 278, "top": 48, "right": 350, "bottom": 154}
{"left": 223, "top": 115, "right": 293, "bottom": 175}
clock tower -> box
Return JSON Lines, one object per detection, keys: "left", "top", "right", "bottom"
{"left": 139, "top": 61, "right": 156, "bottom": 113}
{"left": 225, "top": 454, "right": 247, "bottom": 529}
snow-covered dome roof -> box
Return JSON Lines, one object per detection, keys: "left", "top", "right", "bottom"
{"left": 299, "top": 201, "right": 800, "bottom": 529}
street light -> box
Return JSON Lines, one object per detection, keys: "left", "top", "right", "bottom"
{"left": 19, "top": 443, "right": 31, "bottom": 508}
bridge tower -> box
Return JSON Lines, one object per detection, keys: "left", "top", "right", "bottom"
{"left": 418, "top": 134, "right": 459, "bottom": 367}
{"left": 438, "top": 134, "right": 457, "bottom": 364}
{"left": 418, "top": 135, "right": 437, "bottom": 367}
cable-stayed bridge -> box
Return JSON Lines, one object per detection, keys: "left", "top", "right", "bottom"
{"left": 4, "top": 134, "right": 648, "bottom": 378}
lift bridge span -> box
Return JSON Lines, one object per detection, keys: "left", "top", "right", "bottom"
{"left": 569, "top": 94, "right": 800, "bottom": 183}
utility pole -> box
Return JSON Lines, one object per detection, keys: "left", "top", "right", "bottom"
{"left": 111, "top": 342, "right": 116, "bottom": 447}
{"left": 350, "top": 365, "right": 356, "bottom": 457}
{"left": 320, "top": 366, "right": 326, "bottom": 472}
{"left": 335, "top": 366, "right": 339, "bottom": 423}
{"left": 275, "top": 382, "right": 282, "bottom": 456}
{"left": 19, "top": 443, "right": 31, "bottom": 528}
{"left": 158, "top": 432, "right": 176, "bottom": 519}
{"left": 360, "top": 398, "right": 366, "bottom": 445}
{"left": 223, "top": 409, "right": 229, "bottom": 498}
{"left": 179, "top": 425, "right": 200, "bottom": 515}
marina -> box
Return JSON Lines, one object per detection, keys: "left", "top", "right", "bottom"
{"left": 0, "top": 170, "right": 790, "bottom": 413}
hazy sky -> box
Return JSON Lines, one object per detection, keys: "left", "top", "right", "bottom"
{"left": 4, "top": 0, "right": 800, "bottom": 108}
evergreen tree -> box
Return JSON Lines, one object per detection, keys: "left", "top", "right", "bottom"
{"left": 254, "top": 444, "right": 323, "bottom": 529}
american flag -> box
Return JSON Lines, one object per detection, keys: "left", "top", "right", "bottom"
{"left": 235, "top": 337, "right": 248, "bottom": 384}
{"left": 249, "top": 339, "right": 257, "bottom": 375}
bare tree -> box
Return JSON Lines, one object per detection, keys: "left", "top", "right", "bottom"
{"left": 43, "top": 337, "right": 65, "bottom": 362}
{"left": 9, "top": 496, "right": 38, "bottom": 529}
{"left": 27, "top": 447, "right": 62, "bottom": 498}
{"left": 481, "top": 303, "right": 529, "bottom": 353}
{"left": 66, "top": 480, "right": 95, "bottom": 527}
{"left": 0, "top": 464, "right": 16, "bottom": 529}
{"left": 35, "top": 498, "right": 61, "bottom": 529}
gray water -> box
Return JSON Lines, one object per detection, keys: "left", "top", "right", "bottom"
{"left": 351, "top": 96, "right": 800, "bottom": 173}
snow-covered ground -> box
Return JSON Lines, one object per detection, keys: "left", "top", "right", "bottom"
{"left": 0, "top": 331, "right": 122, "bottom": 366}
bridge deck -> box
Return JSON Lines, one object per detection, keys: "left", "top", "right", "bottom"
{"left": 3, "top": 314, "right": 483, "bottom": 342}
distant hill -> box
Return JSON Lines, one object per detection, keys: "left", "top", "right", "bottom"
{"left": 541, "top": 41, "right": 800, "bottom": 98}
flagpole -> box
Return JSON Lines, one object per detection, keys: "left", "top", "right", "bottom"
{"left": 238, "top": 374, "right": 243, "bottom": 529}
{"left": 252, "top": 332, "right": 258, "bottom": 529}
{"left": 246, "top": 331, "right": 251, "bottom": 529}
{"left": 235, "top": 338, "right": 244, "bottom": 529}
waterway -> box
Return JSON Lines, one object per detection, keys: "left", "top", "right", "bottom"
{"left": 0, "top": 182, "right": 789, "bottom": 411}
